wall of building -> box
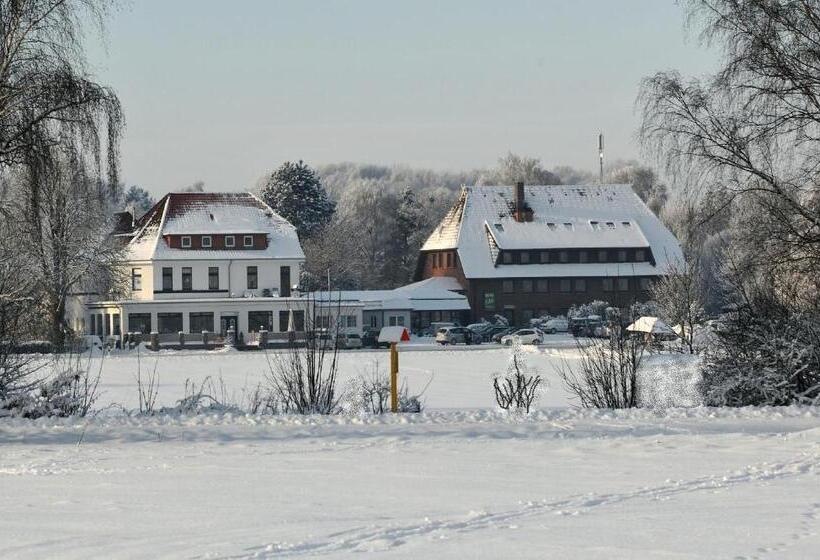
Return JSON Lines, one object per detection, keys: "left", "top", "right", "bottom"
{"left": 468, "top": 276, "right": 656, "bottom": 324}
{"left": 362, "top": 309, "right": 412, "bottom": 331}
{"left": 125, "top": 259, "right": 302, "bottom": 300}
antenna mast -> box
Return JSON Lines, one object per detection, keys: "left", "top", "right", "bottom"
{"left": 598, "top": 132, "right": 604, "bottom": 183}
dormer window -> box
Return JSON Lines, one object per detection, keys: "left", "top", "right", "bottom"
{"left": 590, "top": 221, "right": 600, "bottom": 230}
{"left": 225, "top": 235, "right": 235, "bottom": 248}
{"left": 622, "top": 221, "right": 631, "bottom": 227}
{"left": 606, "top": 222, "right": 616, "bottom": 229}
{"left": 243, "top": 235, "right": 253, "bottom": 248}
{"left": 494, "top": 223, "right": 504, "bottom": 232}
{"left": 202, "top": 235, "right": 212, "bottom": 248}
{"left": 547, "top": 222, "right": 557, "bottom": 231}
{"left": 181, "top": 236, "right": 191, "bottom": 248}
{"left": 563, "top": 223, "right": 573, "bottom": 231}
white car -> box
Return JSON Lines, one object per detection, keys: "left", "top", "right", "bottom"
{"left": 542, "top": 318, "right": 569, "bottom": 334}
{"left": 500, "top": 328, "right": 543, "bottom": 346}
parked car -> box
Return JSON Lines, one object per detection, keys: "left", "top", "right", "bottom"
{"left": 435, "top": 326, "right": 482, "bottom": 345}
{"left": 490, "top": 326, "right": 517, "bottom": 343}
{"left": 337, "top": 333, "right": 363, "bottom": 349}
{"left": 483, "top": 325, "right": 513, "bottom": 342}
{"left": 570, "top": 315, "right": 604, "bottom": 337}
{"left": 500, "top": 328, "right": 543, "bottom": 346}
{"left": 542, "top": 318, "right": 569, "bottom": 334}
{"left": 362, "top": 327, "right": 389, "bottom": 349}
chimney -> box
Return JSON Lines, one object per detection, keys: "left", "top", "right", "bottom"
{"left": 513, "top": 182, "right": 532, "bottom": 222}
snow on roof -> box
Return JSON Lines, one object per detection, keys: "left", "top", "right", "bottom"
{"left": 422, "top": 184, "right": 683, "bottom": 278}
{"left": 126, "top": 192, "right": 304, "bottom": 261}
{"left": 310, "top": 279, "right": 469, "bottom": 312}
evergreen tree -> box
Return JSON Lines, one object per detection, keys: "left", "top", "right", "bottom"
{"left": 260, "top": 161, "right": 335, "bottom": 239}
{"left": 123, "top": 185, "right": 155, "bottom": 218}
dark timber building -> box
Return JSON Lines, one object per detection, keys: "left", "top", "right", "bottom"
{"left": 415, "top": 183, "right": 683, "bottom": 324}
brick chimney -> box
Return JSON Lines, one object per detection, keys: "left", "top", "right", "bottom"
{"left": 513, "top": 182, "right": 533, "bottom": 222}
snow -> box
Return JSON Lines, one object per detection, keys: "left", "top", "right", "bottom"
{"left": 2, "top": 344, "right": 820, "bottom": 558}
{"left": 310, "top": 278, "right": 470, "bottom": 313}
{"left": 422, "top": 184, "right": 685, "bottom": 279}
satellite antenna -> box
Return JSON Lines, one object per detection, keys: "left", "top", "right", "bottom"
{"left": 598, "top": 132, "right": 604, "bottom": 183}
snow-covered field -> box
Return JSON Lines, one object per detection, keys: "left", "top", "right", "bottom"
{"left": 2, "top": 343, "right": 820, "bottom": 558}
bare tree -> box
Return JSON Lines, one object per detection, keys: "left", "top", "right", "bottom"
{"left": 650, "top": 254, "right": 705, "bottom": 353}
{"left": 639, "top": 0, "right": 820, "bottom": 285}
{"left": 264, "top": 293, "right": 343, "bottom": 414}
{"left": 559, "top": 324, "right": 645, "bottom": 409}
{"left": 492, "top": 341, "right": 542, "bottom": 413}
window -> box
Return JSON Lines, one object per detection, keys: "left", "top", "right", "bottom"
{"left": 225, "top": 235, "right": 235, "bottom": 248}
{"left": 618, "top": 250, "right": 627, "bottom": 262}
{"left": 579, "top": 251, "right": 588, "bottom": 263}
{"left": 371, "top": 315, "right": 378, "bottom": 328}
{"left": 345, "top": 315, "right": 358, "bottom": 328}
{"left": 202, "top": 235, "right": 212, "bottom": 248}
{"left": 182, "top": 267, "right": 192, "bottom": 291}
{"left": 602, "top": 278, "right": 614, "bottom": 292}
{"left": 521, "top": 279, "right": 533, "bottom": 293}
{"left": 547, "top": 222, "right": 557, "bottom": 231}
{"left": 635, "top": 249, "right": 646, "bottom": 262}
{"left": 575, "top": 279, "right": 587, "bottom": 292}
{"left": 590, "top": 221, "right": 600, "bottom": 230}
{"left": 131, "top": 268, "right": 142, "bottom": 291}
{"left": 502, "top": 280, "right": 514, "bottom": 293}
{"left": 520, "top": 252, "right": 530, "bottom": 264}
{"left": 606, "top": 221, "right": 616, "bottom": 229}
{"left": 243, "top": 235, "right": 254, "bottom": 248}
{"left": 389, "top": 315, "right": 405, "bottom": 327}
{"left": 502, "top": 252, "right": 513, "bottom": 264}
{"left": 128, "top": 313, "right": 151, "bottom": 334}
{"left": 484, "top": 292, "right": 496, "bottom": 310}
{"left": 560, "top": 279, "right": 571, "bottom": 292}
{"left": 113, "top": 314, "right": 121, "bottom": 336}
{"left": 536, "top": 279, "right": 549, "bottom": 292}
{"left": 540, "top": 251, "right": 550, "bottom": 263}
{"left": 181, "top": 236, "right": 191, "bottom": 248}
{"left": 292, "top": 310, "right": 305, "bottom": 332}
{"left": 279, "top": 310, "right": 290, "bottom": 332}
{"left": 248, "top": 311, "right": 273, "bottom": 332}
{"left": 190, "top": 312, "right": 214, "bottom": 333}
{"left": 316, "top": 315, "right": 331, "bottom": 329}
{"left": 247, "top": 266, "right": 258, "bottom": 289}
{"left": 639, "top": 277, "right": 651, "bottom": 291}
{"left": 162, "top": 267, "right": 173, "bottom": 291}
{"left": 622, "top": 221, "right": 631, "bottom": 227}
{"left": 563, "top": 222, "right": 573, "bottom": 231}
{"left": 280, "top": 266, "right": 291, "bottom": 297}
{"left": 446, "top": 252, "right": 454, "bottom": 267}
{"left": 208, "top": 267, "right": 219, "bottom": 290}
{"left": 618, "top": 278, "right": 630, "bottom": 291}
{"left": 598, "top": 250, "right": 607, "bottom": 263}
{"left": 157, "top": 312, "right": 183, "bottom": 334}
{"left": 559, "top": 251, "right": 569, "bottom": 263}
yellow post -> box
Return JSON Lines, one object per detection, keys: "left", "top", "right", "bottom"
{"left": 390, "top": 342, "right": 398, "bottom": 413}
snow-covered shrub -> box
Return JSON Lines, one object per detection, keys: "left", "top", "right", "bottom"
{"left": 161, "top": 376, "right": 247, "bottom": 415}
{"left": 1, "top": 353, "right": 100, "bottom": 418}
{"left": 638, "top": 353, "right": 703, "bottom": 409}
{"left": 568, "top": 300, "right": 610, "bottom": 319}
{"left": 559, "top": 325, "right": 645, "bottom": 408}
{"left": 344, "top": 361, "right": 424, "bottom": 414}
{"left": 492, "top": 342, "right": 543, "bottom": 413}
{"left": 700, "top": 305, "right": 820, "bottom": 406}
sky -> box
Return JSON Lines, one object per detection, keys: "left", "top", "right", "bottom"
{"left": 86, "top": 0, "right": 719, "bottom": 196}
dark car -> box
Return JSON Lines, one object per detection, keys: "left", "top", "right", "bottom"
{"left": 361, "top": 327, "right": 389, "bottom": 349}
{"left": 491, "top": 327, "right": 517, "bottom": 343}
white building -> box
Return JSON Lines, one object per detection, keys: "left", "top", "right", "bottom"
{"left": 70, "top": 192, "right": 362, "bottom": 345}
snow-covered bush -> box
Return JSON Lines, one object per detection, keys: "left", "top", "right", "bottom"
{"left": 492, "top": 342, "right": 543, "bottom": 413}
{"left": 1, "top": 353, "right": 100, "bottom": 418}
{"left": 567, "top": 300, "right": 610, "bottom": 319}
{"left": 638, "top": 353, "right": 703, "bottom": 409}
{"left": 700, "top": 305, "right": 820, "bottom": 406}
{"left": 344, "top": 362, "right": 424, "bottom": 414}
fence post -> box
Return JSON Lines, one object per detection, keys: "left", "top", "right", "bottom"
{"left": 259, "top": 329, "right": 268, "bottom": 347}
{"left": 178, "top": 331, "right": 185, "bottom": 348}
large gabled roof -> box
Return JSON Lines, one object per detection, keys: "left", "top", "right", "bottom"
{"left": 421, "top": 184, "right": 684, "bottom": 279}
{"left": 126, "top": 192, "right": 304, "bottom": 261}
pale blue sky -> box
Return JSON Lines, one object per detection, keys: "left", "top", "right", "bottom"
{"left": 87, "top": 0, "right": 717, "bottom": 195}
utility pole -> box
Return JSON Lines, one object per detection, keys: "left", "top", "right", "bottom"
{"left": 598, "top": 132, "right": 605, "bottom": 183}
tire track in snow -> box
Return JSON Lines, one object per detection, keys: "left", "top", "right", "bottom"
{"left": 224, "top": 451, "right": 820, "bottom": 558}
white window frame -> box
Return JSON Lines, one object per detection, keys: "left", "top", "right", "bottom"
{"left": 243, "top": 235, "right": 253, "bottom": 248}
{"left": 201, "top": 235, "right": 212, "bottom": 248}
{"left": 181, "top": 236, "right": 191, "bottom": 248}
{"left": 225, "top": 235, "right": 235, "bottom": 248}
